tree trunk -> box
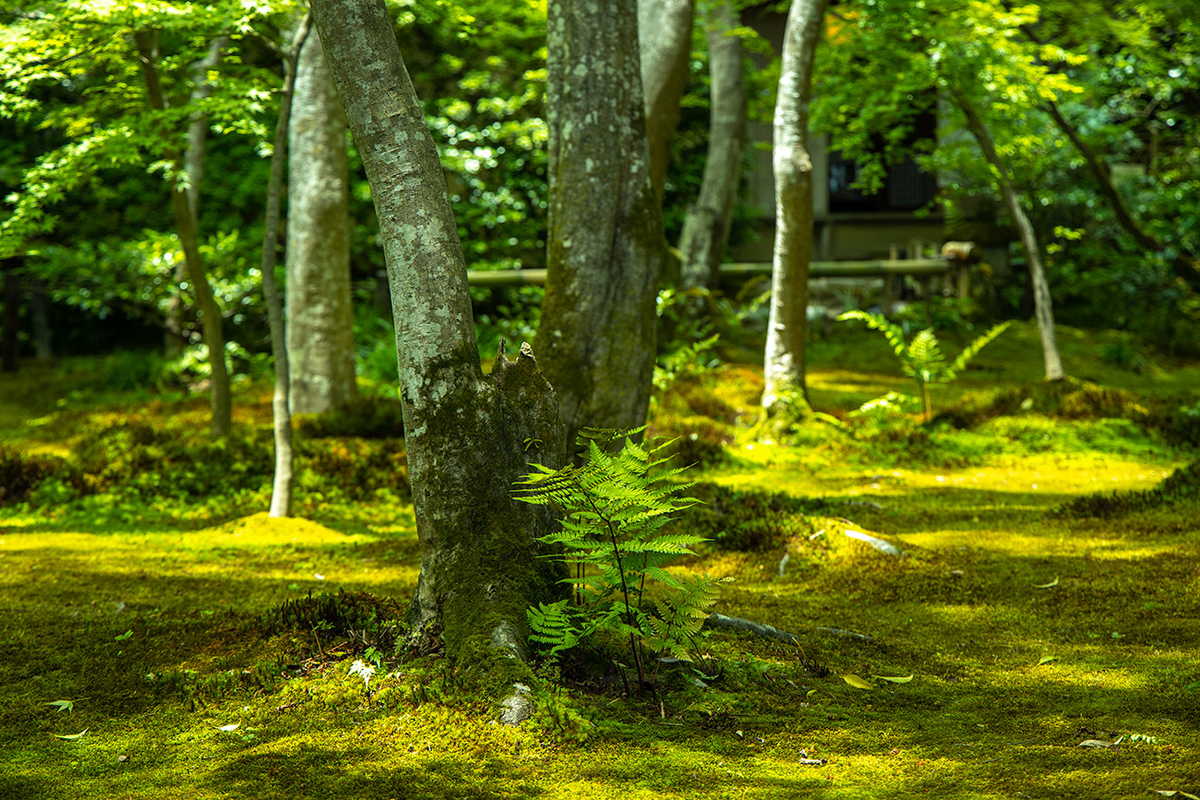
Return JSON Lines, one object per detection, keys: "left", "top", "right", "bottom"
{"left": 679, "top": 0, "right": 746, "bottom": 292}
{"left": 286, "top": 28, "right": 357, "bottom": 414}
{"left": 761, "top": 0, "right": 828, "bottom": 417}
{"left": 1, "top": 260, "right": 18, "bottom": 372}
{"left": 134, "top": 31, "right": 233, "bottom": 438}
{"left": 260, "top": 16, "right": 311, "bottom": 519}
{"left": 951, "top": 85, "right": 1064, "bottom": 381}
{"left": 1042, "top": 99, "right": 1200, "bottom": 289}
{"left": 166, "top": 37, "right": 225, "bottom": 359}
{"left": 311, "top": 0, "right": 568, "bottom": 720}
{"left": 537, "top": 0, "right": 666, "bottom": 447}
{"left": 638, "top": 0, "right": 695, "bottom": 200}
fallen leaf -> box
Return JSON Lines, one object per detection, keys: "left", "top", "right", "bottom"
{"left": 52, "top": 730, "right": 87, "bottom": 740}
{"left": 1037, "top": 655, "right": 1058, "bottom": 665}
{"left": 873, "top": 675, "right": 914, "bottom": 684}
{"left": 841, "top": 673, "right": 874, "bottom": 690}
{"left": 1152, "top": 791, "right": 1200, "bottom": 799}
{"left": 1033, "top": 576, "right": 1059, "bottom": 588}
{"left": 217, "top": 723, "right": 240, "bottom": 732}
{"left": 1079, "top": 736, "right": 1124, "bottom": 748}
{"left": 44, "top": 700, "right": 76, "bottom": 713}
{"left": 844, "top": 529, "right": 901, "bottom": 556}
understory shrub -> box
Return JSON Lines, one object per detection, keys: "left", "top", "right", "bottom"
{"left": 294, "top": 395, "right": 406, "bottom": 439}
{"left": 73, "top": 422, "right": 273, "bottom": 499}
{"left": 0, "top": 446, "right": 80, "bottom": 506}
{"left": 294, "top": 438, "right": 409, "bottom": 501}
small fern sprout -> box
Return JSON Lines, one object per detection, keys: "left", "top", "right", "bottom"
{"left": 837, "top": 311, "right": 1011, "bottom": 421}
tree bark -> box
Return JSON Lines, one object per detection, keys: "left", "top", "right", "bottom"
{"left": 950, "top": 85, "right": 1065, "bottom": 381}
{"left": 311, "top": 0, "right": 568, "bottom": 718}
{"left": 761, "top": 0, "right": 828, "bottom": 417}
{"left": 134, "top": 31, "right": 233, "bottom": 438}
{"left": 286, "top": 28, "right": 357, "bottom": 414}
{"left": 638, "top": 0, "right": 695, "bottom": 200}
{"left": 260, "top": 16, "right": 311, "bottom": 519}
{"left": 538, "top": 0, "right": 666, "bottom": 447}
{"left": 679, "top": 0, "right": 746, "bottom": 292}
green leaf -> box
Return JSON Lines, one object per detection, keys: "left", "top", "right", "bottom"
{"left": 841, "top": 673, "right": 874, "bottom": 689}
{"left": 1033, "top": 576, "right": 1059, "bottom": 589}
{"left": 44, "top": 700, "right": 77, "bottom": 713}
{"left": 872, "top": 674, "right": 914, "bottom": 684}
{"left": 1037, "top": 655, "right": 1058, "bottom": 665}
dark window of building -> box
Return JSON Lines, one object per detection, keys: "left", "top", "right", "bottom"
{"left": 828, "top": 112, "right": 937, "bottom": 213}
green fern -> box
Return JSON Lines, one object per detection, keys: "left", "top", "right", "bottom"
{"left": 514, "top": 428, "right": 719, "bottom": 688}
{"left": 838, "top": 311, "right": 1011, "bottom": 421}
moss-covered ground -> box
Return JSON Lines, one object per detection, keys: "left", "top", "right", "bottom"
{"left": 1, "top": 321, "right": 1198, "bottom": 799}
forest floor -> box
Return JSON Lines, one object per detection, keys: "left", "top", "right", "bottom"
{"left": 1, "top": 320, "right": 1198, "bottom": 799}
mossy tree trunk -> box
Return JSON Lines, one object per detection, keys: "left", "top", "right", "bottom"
{"left": 950, "top": 85, "right": 1065, "bottom": 382}
{"left": 761, "top": 0, "right": 828, "bottom": 418}
{"left": 638, "top": 0, "right": 695, "bottom": 200}
{"left": 679, "top": 0, "right": 747, "bottom": 292}
{"left": 311, "top": 0, "right": 568, "bottom": 719}
{"left": 537, "top": 0, "right": 666, "bottom": 447}
{"left": 134, "top": 31, "right": 232, "bottom": 439}
{"left": 286, "top": 27, "right": 357, "bottom": 415}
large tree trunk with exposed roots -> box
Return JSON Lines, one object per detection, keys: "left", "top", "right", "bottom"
{"left": 311, "top": 0, "right": 568, "bottom": 722}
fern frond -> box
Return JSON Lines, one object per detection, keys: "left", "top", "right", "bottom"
{"left": 947, "top": 321, "right": 1012, "bottom": 378}
{"left": 837, "top": 310, "right": 907, "bottom": 356}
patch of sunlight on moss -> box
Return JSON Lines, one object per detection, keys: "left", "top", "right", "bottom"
{"left": 198, "top": 512, "right": 377, "bottom": 549}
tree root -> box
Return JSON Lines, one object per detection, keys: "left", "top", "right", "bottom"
{"left": 704, "top": 612, "right": 873, "bottom": 644}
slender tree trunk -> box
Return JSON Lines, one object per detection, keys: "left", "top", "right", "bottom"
{"left": 537, "top": 0, "right": 666, "bottom": 447}
{"left": 761, "top": 0, "right": 828, "bottom": 417}
{"left": 134, "top": 31, "right": 233, "bottom": 437}
{"left": 638, "top": 0, "right": 695, "bottom": 200}
{"left": 259, "top": 16, "right": 312, "bottom": 519}
{"left": 286, "top": 28, "right": 356, "bottom": 414}
{"left": 1042, "top": 99, "right": 1200, "bottom": 289}
{"left": 1, "top": 260, "right": 18, "bottom": 372}
{"left": 312, "top": 0, "right": 568, "bottom": 721}
{"left": 950, "top": 85, "right": 1064, "bottom": 381}
{"left": 680, "top": 0, "right": 746, "bottom": 292}
{"left": 165, "top": 37, "right": 225, "bottom": 359}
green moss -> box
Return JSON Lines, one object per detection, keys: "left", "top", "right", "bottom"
{"left": 1, "top": 341, "right": 1199, "bottom": 798}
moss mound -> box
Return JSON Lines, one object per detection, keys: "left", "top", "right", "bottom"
{"left": 1057, "top": 460, "right": 1200, "bottom": 519}
{"left": 689, "top": 483, "right": 827, "bottom": 552}
{"left": 937, "top": 378, "right": 1149, "bottom": 429}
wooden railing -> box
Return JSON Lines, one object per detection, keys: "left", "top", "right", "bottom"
{"left": 467, "top": 256, "right": 970, "bottom": 303}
